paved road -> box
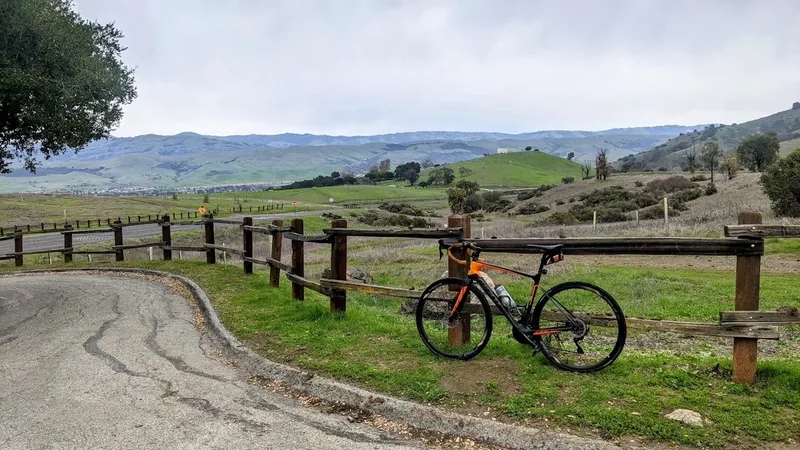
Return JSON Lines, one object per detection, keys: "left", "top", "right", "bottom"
{"left": 0, "top": 211, "right": 334, "bottom": 256}
{"left": 0, "top": 274, "right": 424, "bottom": 449}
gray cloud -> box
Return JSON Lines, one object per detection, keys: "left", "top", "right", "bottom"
{"left": 73, "top": 0, "right": 800, "bottom": 136}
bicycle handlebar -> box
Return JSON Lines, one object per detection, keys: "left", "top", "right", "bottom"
{"left": 438, "top": 239, "right": 481, "bottom": 266}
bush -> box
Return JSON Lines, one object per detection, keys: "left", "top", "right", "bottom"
{"left": 634, "top": 180, "right": 644, "bottom": 187}
{"left": 202, "top": 194, "right": 209, "bottom": 203}
{"left": 543, "top": 211, "right": 579, "bottom": 225}
{"left": 561, "top": 176, "right": 575, "bottom": 184}
{"left": 658, "top": 167, "right": 668, "bottom": 172}
{"left": 556, "top": 199, "right": 565, "bottom": 205}
{"left": 705, "top": 182, "right": 718, "bottom": 196}
{"left": 356, "top": 211, "right": 434, "bottom": 228}
{"left": 690, "top": 174, "right": 708, "bottom": 182}
{"left": 672, "top": 187, "right": 703, "bottom": 204}
{"left": 761, "top": 149, "right": 800, "bottom": 216}
{"left": 481, "top": 191, "right": 512, "bottom": 212}
{"left": 378, "top": 202, "right": 427, "bottom": 216}
{"left": 644, "top": 176, "right": 692, "bottom": 196}
{"left": 518, "top": 203, "right": 550, "bottom": 215}
{"left": 580, "top": 186, "right": 634, "bottom": 207}
{"left": 633, "top": 191, "right": 659, "bottom": 208}
{"left": 516, "top": 184, "right": 556, "bottom": 200}
{"left": 568, "top": 197, "right": 576, "bottom": 203}
{"left": 465, "top": 194, "right": 482, "bottom": 213}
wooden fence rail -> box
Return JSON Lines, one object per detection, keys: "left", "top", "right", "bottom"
{"left": 3, "top": 210, "right": 794, "bottom": 385}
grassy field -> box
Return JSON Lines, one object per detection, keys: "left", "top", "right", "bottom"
{"left": 236, "top": 185, "right": 446, "bottom": 204}
{"left": 0, "top": 193, "right": 321, "bottom": 228}
{"left": 5, "top": 258, "right": 795, "bottom": 449}
{"left": 420, "top": 151, "right": 584, "bottom": 188}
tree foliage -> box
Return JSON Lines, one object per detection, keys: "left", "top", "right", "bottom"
{"left": 427, "top": 166, "right": 455, "bottom": 186}
{"left": 0, "top": 0, "right": 137, "bottom": 173}
{"left": 455, "top": 180, "right": 479, "bottom": 196}
{"left": 447, "top": 187, "right": 468, "bottom": 214}
{"left": 736, "top": 131, "right": 780, "bottom": 172}
{"left": 720, "top": 154, "right": 740, "bottom": 179}
{"left": 393, "top": 161, "right": 420, "bottom": 180}
{"left": 762, "top": 149, "right": 800, "bottom": 217}
{"left": 581, "top": 160, "right": 593, "bottom": 180}
{"left": 700, "top": 142, "right": 722, "bottom": 183}
{"left": 567, "top": 152, "right": 575, "bottom": 161}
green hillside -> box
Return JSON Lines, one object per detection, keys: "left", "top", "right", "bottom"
{"left": 617, "top": 104, "right": 800, "bottom": 171}
{"left": 422, "top": 150, "right": 583, "bottom": 187}
{"left": 241, "top": 185, "right": 445, "bottom": 204}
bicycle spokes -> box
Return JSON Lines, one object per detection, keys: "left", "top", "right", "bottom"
{"left": 535, "top": 286, "right": 623, "bottom": 370}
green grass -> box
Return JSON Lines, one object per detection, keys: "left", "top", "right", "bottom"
{"left": 0, "top": 193, "right": 320, "bottom": 228}
{"left": 765, "top": 238, "right": 800, "bottom": 255}
{"left": 420, "top": 151, "right": 583, "bottom": 188}
{"left": 5, "top": 258, "right": 796, "bottom": 448}
{"left": 237, "top": 185, "right": 447, "bottom": 204}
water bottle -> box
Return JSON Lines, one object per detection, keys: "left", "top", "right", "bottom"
{"left": 494, "top": 284, "right": 516, "bottom": 309}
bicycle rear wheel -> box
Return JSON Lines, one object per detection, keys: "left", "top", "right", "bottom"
{"left": 415, "top": 278, "right": 492, "bottom": 360}
{"left": 531, "top": 281, "right": 626, "bottom": 372}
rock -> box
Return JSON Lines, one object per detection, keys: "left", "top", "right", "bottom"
{"left": 664, "top": 409, "right": 709, "bottom": 427}
{"left": 320, "top": 267, "right": 373, "bottom": 285}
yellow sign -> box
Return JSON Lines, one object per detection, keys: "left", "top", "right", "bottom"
{"left": 198, "top": 206, "right": 207, "bottom": 215}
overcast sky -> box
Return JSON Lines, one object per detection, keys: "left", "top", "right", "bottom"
{"left": 74, "top": 0, "right": 800, "bottom": 137}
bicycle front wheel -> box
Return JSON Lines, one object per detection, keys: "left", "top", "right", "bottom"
{"left": 531, "top": 281, "right": 626, "bottom": 372}
{"left": 416, "top": 278, "right": 492, "bottom": 360}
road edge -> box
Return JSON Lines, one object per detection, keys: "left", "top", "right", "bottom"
{"left": 3, "top": 268, "right": 618, "bottom": 450}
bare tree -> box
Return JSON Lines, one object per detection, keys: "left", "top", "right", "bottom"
{"left": 581, "top": 160, "right": 593, "bottom": 180}
{"left": 685, "top": 148, "right": 698, "bottom": 174}
{"left": 595, "top": 149, "right": 609, "bottom": 181}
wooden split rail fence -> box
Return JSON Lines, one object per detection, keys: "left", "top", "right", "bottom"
{"left": 3, "top": 211, "right": 799, "bottom": 385}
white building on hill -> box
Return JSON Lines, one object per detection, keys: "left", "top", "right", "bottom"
{"left": 496, "top": 148, "right": 509, "bottom": 154}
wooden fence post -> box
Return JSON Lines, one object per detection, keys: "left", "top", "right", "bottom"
{"left": 204, "top": 215, "right": 216, "bottom": 264}
{"left": 270, "top": 220, "right": 283, "bottom": 288}
{"left": 63, "top": 225, "right": 73, "bottom": 263}
{"left": 243, "top": 217, "right": 253, "bottom": 274}
{"left": 447, "top": 215, "right": 471, "bottom": 345}
{"left": 330, "top": 219, "right": 347, "bottom": 313}
{"left": 291, "top": 218, "right": 304, "bottom": 300}
{"left": 14, "top": 232, "right": 23, "bottom": 267}
{"left": 732, "top": 212, "right": 762, "bottom": 384}
{"left": 113, "top": 220, "right": 124, "bottom": 262}
{"left": 162, "top": 214, "right": 172, "bottom": 261}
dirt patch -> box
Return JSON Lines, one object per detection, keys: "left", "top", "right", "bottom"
{"left": 439, "top": 358, "right": 521, "bottom": 397}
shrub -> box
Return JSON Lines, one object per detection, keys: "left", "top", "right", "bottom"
{"left": 482, "top": 191, "right": 512, "bottom": 212}
{"left": 556, "top": 199, "right": 565, "bottom": 205}
{"left": 356, "top": 211, "right": 435, "bottom": 228}
{"left": 658, "top": 167, "right": 668, "bottom": 172}
{"left": 518, "top": 203, "right": 550, "bottom": 215}
{"left": 202, "top": 194, "right": 209, "bottom": 203}
{"left": 690, "top": 174, "right": 708, "bottom": 182}
{"left": 761, "top": 149, "right": 800, "bottom": 216}
{"left": 705, "top": 182, "right": 718, "bottom": 196}
{"left": 378, "top": 202, "right": 426, "bottom": 216}
{"left": 634, "top": 180, "right": 644, "bottom": 187}
{"left": 517, "top": 191, "right": 537, "bottom": 201}
{"left": 561, "top": 176, "right": 575, "bottom": 184}
{"left": 543, "top": 211, "right": 579, "bottom": 225}
{"left": 465, "top": 194, "right": 482, "bottom": 213}
{"left": 672, "top": 187, "right": 703, "bottom": 204}
{"left": 633, "top": 191, "right": 659, "bottom": 208}
{"left": 644, "top": 176, "right": 692, "bottom": 196}
{"left": 580, "top": 186, "right": 634, "bottom": 207}
{"left": 568, "top": 197, "right": 576, "bottom": 203}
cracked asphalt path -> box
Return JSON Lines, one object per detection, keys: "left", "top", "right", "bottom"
{"left": 0, "top": 274, "right": 426, "bottom": 449}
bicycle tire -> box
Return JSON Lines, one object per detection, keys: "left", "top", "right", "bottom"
{"left": 531, "top": 281, "right": 626, "bottom": 372}
{"left": 415, "top": 277, "right": 492, "bottom": 360}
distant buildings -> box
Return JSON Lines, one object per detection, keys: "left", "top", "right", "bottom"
{"left": 496, "top": 148, "right": 509, "bottom": 154}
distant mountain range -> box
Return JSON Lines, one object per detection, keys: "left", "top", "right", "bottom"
{"left": 0, "top": 125, "right": 706, "bottom": 194}
{"left": 616, "top": 103, "right": 800, "bottom": 171}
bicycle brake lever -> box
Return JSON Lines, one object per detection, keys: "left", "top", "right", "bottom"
{"left": 438, "top": 246, "right": 444, "bottom": 260}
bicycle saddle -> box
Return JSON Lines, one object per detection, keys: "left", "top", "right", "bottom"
{"left": 526, "top": 244, "right": 563, "bottom": 254}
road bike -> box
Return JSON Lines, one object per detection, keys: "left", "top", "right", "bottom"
{"left": 415, "top": 239, "right": 626, "bottom": 372}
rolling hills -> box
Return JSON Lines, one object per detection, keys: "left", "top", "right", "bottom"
{"left": 0, "top": 131, "right": 681, "bottom": 194}
{"left": 617, "top": 103, "right": 800, "bottom": 171}
{"left": 421, "top": 150, "right": 583, "bottom": 188}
